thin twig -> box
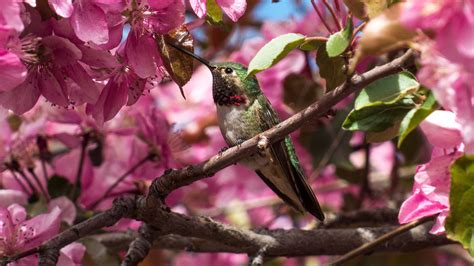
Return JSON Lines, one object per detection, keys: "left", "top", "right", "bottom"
{"left": 27, "top": 167, "right": 50, "bottom": 202}
{"left": 330, "top": 215, "right": 436, "bottom": 265}
{"left": 15, "top": 168, "right": 38, "bottom": 198}
{"left": 70, "top": 133, "right": 90, "bottom": 200}
{"left": 322, "top": 0, "right": 342, "bottom": 31}
{"left": 311, "top": 0, "right": 334, "bottom": 33}
{"left": 8, "top": 169, "right": 29, "bottom": 194}
{"left": 309, "top": 128, "right": 346, "bottom": 181}
{"left": 89, "top": 153, "right": 154, "bottom": 210}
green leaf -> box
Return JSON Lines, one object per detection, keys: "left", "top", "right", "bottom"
{"left": 397, "top": 91, "right": 438, "bottom": 147}
{"left": 299, "top": 38, "right": 325, "bottom": 51}
{"left": 206, "top": 0, "right": 223, "bottom": 24}
{"left": 355, "top": 72, "right": 420, "bottom": 109}
{"left": 283, "top": 73, "right": 323, "bottom": 112}
{"left": 47, "top": 175, "right": 74, "bottom": 199}
{"left": 326, "top": 16, "right": 353, "bottom": 57}
{"left": 81, "top": 238, "right": 121, "bottom": 266}
{"left": 366, "top": 123, "right": 401, "bottom": 143}
{"left": 446, "top": 155, "right": 474, "bottom": 256}
{"left": 246, "top": 33, "right": 306, "bottom": 77}
{"left": 342, "top": 100, "right": 415, "bottom": 132}
{"left": 316, "top": 43, "right": 346, "bottom": 92}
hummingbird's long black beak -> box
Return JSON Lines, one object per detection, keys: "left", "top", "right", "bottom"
{"left": 166, "top": 41, "right": 215, "bottom": 70}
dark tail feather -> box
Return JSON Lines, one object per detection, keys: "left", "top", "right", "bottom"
{"left": 255, "top": 170, "right": 303, "bottom": 212}
{"left": 293, "top": 174, "right": 325, "bottom": 221}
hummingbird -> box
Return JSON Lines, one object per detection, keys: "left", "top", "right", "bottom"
{"left": 168, "top": 43, "right": 325, "bottom": 221}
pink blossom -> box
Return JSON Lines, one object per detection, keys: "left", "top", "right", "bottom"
{"left": 56, "top": 243, "right": 86, "bottom": 266}
{"left": 48, "top": 196, "right": 77, "bottom": 225}
{"left": 128, "top": 0, "right": 185, "bottom": 35}
{"left": 49, "top": 0, "right": 74, "bottom": 18}
{"left": 0, "top": 204, "right": 61, "bottom": 256}
{"left": 69, "top": 0, "right": 125, "bottom": 45}
{"left": 398, "top": 152, "right": 461, "bottom": 234}
{"left": 399, "top": 110, "right": 465, "bottom": 234}
{"left": 417, "top": 48, "right": 474, "bottom": 153}
{"left": 401, "top": 1, "right": 474, "bottom": 71}
{"left": 400, "top": 1, "right": 474, "bottom": 153}
{"left": 419, "top": 111, "right": 463, "bottom": 149}
{"left": 0, "top": 35, "right": 99, "bottom": 114}
{"left": 189, "top": 0, "right": 247, "bottom": 22}
{"left": 0, "top": 31, "right": 27, "bottom": 92}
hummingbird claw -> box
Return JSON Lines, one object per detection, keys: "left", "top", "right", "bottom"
{"left": 218, "top": 146, "right": 229, "bottom": 156}
{"left": 234, "top": 139, "right": 245, "bottom": 149}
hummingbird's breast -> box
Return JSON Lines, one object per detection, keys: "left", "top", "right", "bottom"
{"left": 216, "top": 100, "right": 263, "bottom": 147}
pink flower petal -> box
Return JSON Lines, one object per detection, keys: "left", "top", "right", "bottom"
{"left": 430, "top": 210, "right": 448, "bottom": 235}
{"left": 398, "top": 193, "right": 446, "bottom": 224}
{"left": 420, "top": 110, "right": 463, "bottom": 149}
{"left": 70, "top": 1, "right": 108, "bottom": 44}
{"left": 39, "top": 69, "right": 69, "bottom": 107}
{"left": 88, "top": 77, "right": 128, "bottom": 124}
{"left": 0, "top": 190, "right": 28, "bottom": 208}
{"left": 189, "top": 0, "right": 207, "bottom": 18}
{"left": 216, "top": 0, "right": 246, "bottom": 22}
{"left": 48, "top": 196, "right": 77, "bottom": 226}
{"left": 18, "top": 207, "right": 61, "bottom": 251}
{"left": 0, "top": 52, "right": 27, "bottom": 92}
{"left": 0, "top": 0, "right": 23, "bottom": 31}
{"left": 148, "top": 0, "right": 174, "bottom": 9}
{"left": 148, "top": 0, "right": 185, "bottom": 34}
{"left": 63, "top": 63, "right": 99, "bottom": 104}
{"left": 78, "top": 45, "right": 119, "bottom": 68}
{"left": 57, "top": 243, "right": 86, "bottom": 266}
{"left": 7, "top": 204, "right": 27, "bottom": 225}
{"left": 96, "top": 12, "right": 123, "bottom": 50}
{"left": 41, "top": 36, "right": 82, "bottom": 67}
{"left": 0, "top": 74, "right": 41, "bottom": 114}
{"left": 125, "top": 32, "right": 159, "bottom": 79}
{"left": 49, "top": 0, "right": 74, "bottom": 18}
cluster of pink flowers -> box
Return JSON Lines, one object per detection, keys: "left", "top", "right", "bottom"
{"left": 398, "top": 0, "right": 474, "bottom": 234}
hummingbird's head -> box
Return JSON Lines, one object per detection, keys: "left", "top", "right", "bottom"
{"left": 166, "top": 42, "right": 261, "bottom": 106}
{"left": 209, "top": 62, "right": 260, "bottom": 106}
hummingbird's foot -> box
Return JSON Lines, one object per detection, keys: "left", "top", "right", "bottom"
{"left": 234, "top": 139, "right": 245, "bottom": 149}
{"left": 218, "top": 146, "right": 229, "bottom": 156}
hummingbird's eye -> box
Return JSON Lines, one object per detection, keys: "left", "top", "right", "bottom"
{"left": 224, "top": 67, "right": 233, "bottom": 74}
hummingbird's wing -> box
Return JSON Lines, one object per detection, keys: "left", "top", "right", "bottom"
{"left": 254, "top": 95, "right": 325, "bottom": 221}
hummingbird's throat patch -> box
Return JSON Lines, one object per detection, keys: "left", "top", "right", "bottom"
{"left": 218, "top": 94, "right": 247, "bottom": 106}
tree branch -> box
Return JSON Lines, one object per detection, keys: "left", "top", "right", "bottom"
{"left": 121, "top": 224, "right": 162, "bottom": 266}
{"left": 95, "top": 221, "right": 453, "bottom": 257}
